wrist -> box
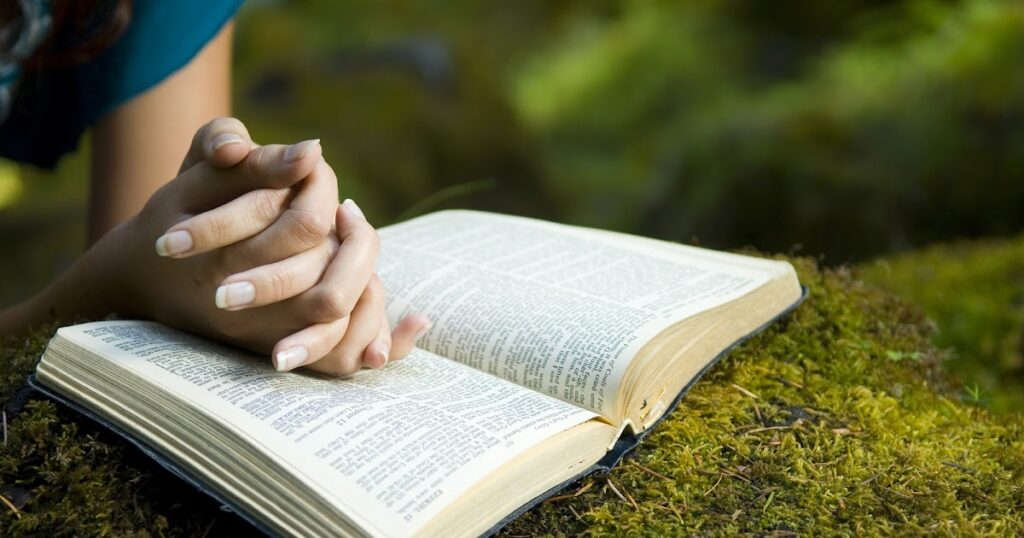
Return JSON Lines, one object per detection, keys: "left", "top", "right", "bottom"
{"left": 83, "top": 216, "right": 147, "bottom": 319}
{"left": 33, "top": 217, "right": 142, "bottom": 328}
{"left": 0, "top": 262, "right": 110, "bottom": 336}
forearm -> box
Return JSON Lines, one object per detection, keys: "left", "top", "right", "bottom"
{"left": 0, "top": 223, "right": 134, "bottom": 335}
{"left": 2, "top": 23, "right": 235, "bottom": 335}
{"left": 88, "top": 21, "right": 233, "bottom": 243}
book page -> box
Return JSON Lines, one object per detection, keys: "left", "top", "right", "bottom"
{"left": 57, "top": 321, "right": 595, "bottom": 537}
{"left": 378, "top": 211, "right": 793, "bottom": 417}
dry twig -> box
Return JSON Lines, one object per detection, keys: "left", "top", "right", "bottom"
{"left": 0, "top": 492, "right": 21, "bottom": 519}
{"left": 731, "top": 383, "right": 761, "bottom": 399}
{"left": 542, "top": 480, "right": 594, "bottom": 504}
{"left": 606, "top": 479, "right": 630, "bottom": 507}
{"left": 630, "top": 462, "right": 672, "bottom": 482}
{"left": 744, "top": 425, "right": 795, "bottom": 434}
{"left": 703, "top": 474, "right": 724, "bottom": 496}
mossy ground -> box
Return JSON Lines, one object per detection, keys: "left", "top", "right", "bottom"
{"left": 862, "top": 234, "right": 1024, "bottom": 414}
{"left": 1, "top": 258, "right": 1022, "bottom": 536}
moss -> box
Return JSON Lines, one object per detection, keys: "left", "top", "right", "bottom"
{"left": 500, "top": 259, "right": 1023, "bottom": 536}
{"left": 0, "top": 326, "right": 174, "bottom": 534}
{"left": 0, "top": 331, "right": 259, "bottom": 535}
{"left": 2, "top": 259, "right": 1022, "bottom": 535}
{"left": 0, "top": 401, "right": 172, "bottom": 535}
{"left": 862, "top": 234, "right": 1024, "bottom": 413}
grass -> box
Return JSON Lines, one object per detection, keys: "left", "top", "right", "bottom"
{"left": 1, "top": 257, "right": 1022, "bottom": 535}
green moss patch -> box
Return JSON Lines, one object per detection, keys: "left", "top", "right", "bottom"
{"left": 502, "top": 258, "right": 1023, "bottom": 536}
{"left": 863, "top": 234, "right": 1024, "bottom": 413}
{"left": 2, "top": 259, "right": 1022, "bottom": 535}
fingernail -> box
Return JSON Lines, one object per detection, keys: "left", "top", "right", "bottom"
{"left": 368, "top": 340, "right": 389, "bottom": 369}
{"left": 284, "top": 138, "right": 321, "bottom": 163}
{"left": 154, "top": 230, "right": 193, "bottom": 257}
{"left": 414, "top": 321, "right": 433, "bottom": 340}
{"left": 209, "top": 133, "right": 243, "bottom": 153}
{"left": 275, "top": 346, "right": 308, "bottom": 372}
{"left": 215, "top": 281, "right": 256, "bottom": 309}
{"left": 342, "top": 198, "right": 366, "bottom": 221}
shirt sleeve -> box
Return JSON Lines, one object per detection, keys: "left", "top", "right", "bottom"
{"left": 0, "top": 0, "right": 245, "bottom": 168}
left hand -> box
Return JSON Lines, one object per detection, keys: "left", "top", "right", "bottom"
{"left": 108, "top": 118, "right": 430, "bottom": 374}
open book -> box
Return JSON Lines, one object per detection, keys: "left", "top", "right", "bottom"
{"left": 33, "top": 210, "right": 803, "bottom": 537}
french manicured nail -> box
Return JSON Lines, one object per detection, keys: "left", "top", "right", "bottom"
{"left": 275, "top": 346, "right": 308, "bottom": 372}
{"left": 414, "top": 321, "right": 433, "bottom": 340}
{"left": 342, "top": 198, "right": 366, "bottom": 221}
{"left": 367, "top": 340, "right": 390, "bottom": 369}
{"left": 154, "top": 230, "right": 193, "bottom": 257}
{"left": 215, "top": 281, "right": 256, "bottom": 309}
{"left": 209, "top": 133, "right": 243, "bottom": 152}
{"left": 283, "top": 138, "right": 321, "bottom": 163}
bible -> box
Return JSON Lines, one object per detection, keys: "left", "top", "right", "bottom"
{"left": 33, "top": 210, "right": 804, "bottom": 537}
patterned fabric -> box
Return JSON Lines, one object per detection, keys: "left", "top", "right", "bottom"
{"left": 0, "top": 0, "right": 244, "bottom": 168}
{"left": 0, "top": 0, "right": 52, "bottom": 124}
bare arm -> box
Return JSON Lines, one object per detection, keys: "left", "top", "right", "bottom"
{"left": 0, "top": 22, "right": 235, "bottom": 332}
{"left": 0, "top": 19, "right": 429, "bottom": 373}
{"left": 88, "top": 22, "right": 233, "bottom": 242}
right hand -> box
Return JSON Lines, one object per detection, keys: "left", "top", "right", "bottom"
{"left": 95, "top": 118, "right": 430, "bottom": 375}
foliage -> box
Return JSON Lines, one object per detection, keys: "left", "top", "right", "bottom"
{"left": 512, "top": 0, "right": 1024, "bottom": 261}
{"left": 5, "top": 0, "right": 1024, "bottom": 301}
{"left": 2, "top": 259, "right": 1021, "bottom": 535}
{"left": 862, "top": 233, "right": 1024, "bottom": 413}
{"left": 226, "top": 0, "right": 1024, "bottom": 264}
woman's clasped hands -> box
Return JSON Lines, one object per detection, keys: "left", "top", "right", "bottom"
{"left": 92, "top": 117, "right": 429, "bottom": 375}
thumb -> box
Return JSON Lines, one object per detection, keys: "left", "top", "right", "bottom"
{"left": 179, "top": 116, "right": 256, "bottom": 173}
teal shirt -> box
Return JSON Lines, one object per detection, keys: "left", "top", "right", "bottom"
{"left": 0, "top": 0, "right": 244, "bottom": 168}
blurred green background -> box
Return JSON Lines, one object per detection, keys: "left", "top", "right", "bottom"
{"left": 1, "top": 0, "right": 1022, "bottom": 411}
